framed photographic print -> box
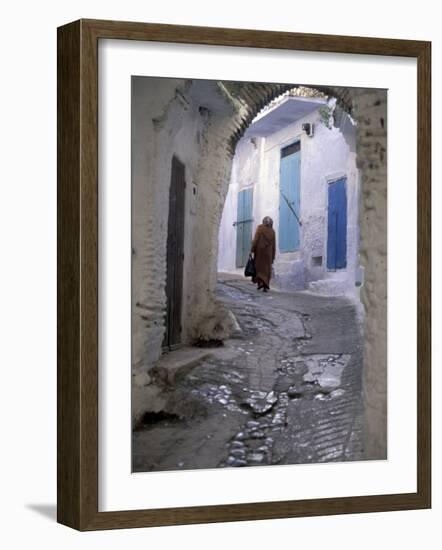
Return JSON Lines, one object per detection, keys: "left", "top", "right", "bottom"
{"left": 57, "top": 19, "right": 431, "bottom": 530}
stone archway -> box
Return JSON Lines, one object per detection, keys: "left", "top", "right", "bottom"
{"left": 188, "top": 82, "right": 387, "bottom": 460}
{"left": 131, "top": 77, "right": 387, "bottom": 460}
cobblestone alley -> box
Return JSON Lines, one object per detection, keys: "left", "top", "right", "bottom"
{"left": 133, "top": 276, "right": 365, "bottom": 472}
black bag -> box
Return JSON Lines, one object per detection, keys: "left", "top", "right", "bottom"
{"left": 244, "top": 255, "right": 256, "bottom": 278}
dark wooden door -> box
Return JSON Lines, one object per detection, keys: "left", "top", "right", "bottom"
{"left": 163, "top": 156, "right": 186, "bottom": 349}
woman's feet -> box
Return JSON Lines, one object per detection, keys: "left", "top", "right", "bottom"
{"left": 257, "top": 281, "right": 269, "bottom": 292}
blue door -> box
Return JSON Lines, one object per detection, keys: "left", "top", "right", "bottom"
{"left": 327, "top": 178, "right": 347, "bottom": 270}
{"left": 235, "top": 188, "right": 254, "bottom": 267}
{"left": 279, "top": 142, "right": 301, "bottom": 252}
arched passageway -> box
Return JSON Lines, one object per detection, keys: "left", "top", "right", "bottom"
{"left": 131, "top": 77, "right": 387, "bottom": 463}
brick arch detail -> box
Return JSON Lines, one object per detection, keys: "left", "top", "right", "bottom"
{"left": 222, "top": 82, "right": 354, "bottom": 154}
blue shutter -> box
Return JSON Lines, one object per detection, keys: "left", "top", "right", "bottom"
{"left": 235, "top": 188, "right": 253, "bottom": 267}
{"left": 327, "top": 178, "right": 347, "bottom": 270}
{"left": 279, "top": 145, "right": 300, "bottom": 252}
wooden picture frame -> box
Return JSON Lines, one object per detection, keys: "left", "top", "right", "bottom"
{"left": 57, "top": 18, "right": 431, "bottom": 530}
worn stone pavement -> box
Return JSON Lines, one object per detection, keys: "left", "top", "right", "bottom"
{"left": 132, "top": 276, "right": 365, "bottom": 472}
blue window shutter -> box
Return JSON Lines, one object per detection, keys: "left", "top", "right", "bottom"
{"left": 279, "top": 147, "right": 300, "bottom": 252}
{"left": 327, "top": 178, "right": 347, "bottom": 270}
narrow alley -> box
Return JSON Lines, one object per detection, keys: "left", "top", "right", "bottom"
{"left": 133, "top": 276, "right": 364, "bottom": 472}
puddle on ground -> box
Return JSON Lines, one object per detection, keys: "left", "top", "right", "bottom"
{"left": 300, "top": 354, "right": 350, "bottom": 388}
{"left": 272, "top": 354, "right": 351, "bottom": 403}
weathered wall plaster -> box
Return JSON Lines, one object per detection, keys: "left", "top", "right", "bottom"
{"left": 352, "top": 89, "right": 388, "bottom": 459}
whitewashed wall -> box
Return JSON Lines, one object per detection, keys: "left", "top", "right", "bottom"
{"left": 132, "top": 78, "right": 241, "bottom": 420}
{"left": 218, "top": 137, "right": 264, "bottom": 273}
{"left": 132, "top": 78, "right": 204, "bottom": 372}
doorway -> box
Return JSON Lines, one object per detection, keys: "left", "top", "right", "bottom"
{"left": 327, "top": 177, "right": 347, "bottom": 270}
{"left": 235, "top": 188, "right": 254, "bottom": 268}
{"left": 163, "top": 156, "right": 186, "bottom": 349}
{"left": 279, "top": 141, "right": 301, "bottom": 252}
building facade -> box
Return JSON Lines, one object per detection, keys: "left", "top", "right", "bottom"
{"left": 218, "top": 96, "right": 363, "bottom": 296}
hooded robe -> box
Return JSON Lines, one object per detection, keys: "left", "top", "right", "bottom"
{"left": 251, "top": 224, "right": 276, "bottom": 288}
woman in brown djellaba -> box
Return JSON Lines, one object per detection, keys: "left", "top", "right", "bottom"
{"left": 250, "top": 216, "right": 276, "bottom": 292}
